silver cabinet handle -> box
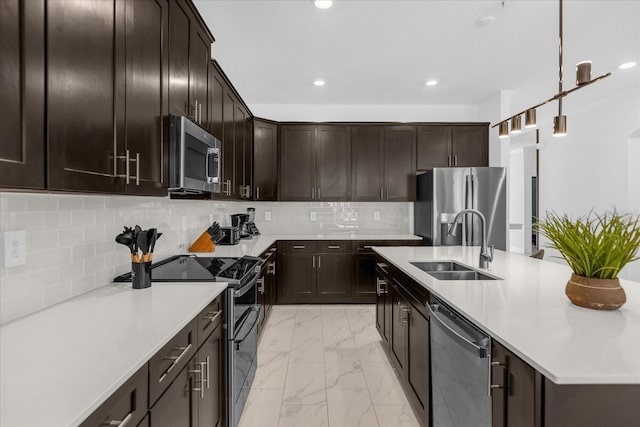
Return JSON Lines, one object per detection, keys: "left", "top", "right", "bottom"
{"left": 135, "top": 152, "right": 140, "bottom": 186}
{"left": 317, "top": 187, "right": 321, "bottom": 199}
{"left": 125, "top": 150, "right": 130, "bottom": 185}
{"left": 160, "top": 343, "right": 192, "bottom": 382}
{"left": 256, "top": 186, "right": 260, "bottom": 200}
{"left": 401, "top": 305, "right": 410, "bottom": 324}
{"left": 311, "top": 187, "right": 315, "bottom": 199}
{"left": 327, "top": 245, "right": 341, "bottom": 249}
{"left": 188, "top": 363, "right": 204, "bottom": 398}
{"left": 293, "top": 245, "right": 305, "bottom": 249}
{"left": 318, "top": 255, "right": 321, "bottom": 269}
{"left": 257, "top": 277, "right": 265, "bottom": 294}
{"left": 454, "top": 155, "right": 458, "bottom": 166}
{"left": 268, "top": 261, "right": 276, "bottom": 275}
{"left": 203, "top": 309, "right": 222, "bottom": 323}
{"left": 200, "top": 360, "right": 208, "bottom": 391}
{"left": 312, "top": 255, "right": 315, "bottom": 268}
{"left": 105, "top": 412, "right": 133, "bottom": 427}
{"left": 224, "top": 179, "right": 231, "bottom": 196}
{"left": 198, "top": 102, "right": 202, "bottom": 124}
{"left": 206, "top": 356, "right": 211, "bottom": 389}
{"left": 376, "top": 278, "right": 386, "bottom": 295}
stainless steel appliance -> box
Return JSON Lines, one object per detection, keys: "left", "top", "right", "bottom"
{"left": 113, "top": 254, "right": 262, "bottom": 427}
{"left": 428, "top": 295, "right": 492, "bottom": 427}
{"left": 219, "top": 226, "right": 240, "bottom": 245}
{"left": 231, "top": 214, "right": 251, "bottom": 239}
{"left": 414, "top": 167, "right": 507, "bottom": 251}
{"left": 169, "top": 115, "right": 221, "bottom": 194}
{"left": 245, "top": 207, "right": 260, "bottom": 236}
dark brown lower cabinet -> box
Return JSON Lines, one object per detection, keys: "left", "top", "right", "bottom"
{"left": 150, "top": 363, "right": 196, "bottom": 427}
{"left": 197, "top": 320, "right": 224, "bottom": 427}
{"left": 257, "top": 246, "right": 277, "bottom": 336}
{"left": 388, "top": 281, "right": 408, "bottom": 373}
{"left": 138, "top": 414, "right": 150, "bottom": 427}
{"left": 406, "top": 305, "right": 430, "bottom": 422}
{"left": 277, "top": 241, "right": 316, "bottom": 303}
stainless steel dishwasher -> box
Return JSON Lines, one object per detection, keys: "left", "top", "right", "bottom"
{"left": 428, "top": 295, "right": 492, "bottom": 427}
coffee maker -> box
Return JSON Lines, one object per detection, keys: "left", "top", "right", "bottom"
{"left": 246, "top": 207, "right": 260, "bottom": 236}
{"left": 230, "top": 213, "right": 251, "bottom": 239}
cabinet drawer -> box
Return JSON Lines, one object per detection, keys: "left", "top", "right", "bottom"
{"left": 197, "top": 294, "right": 224, "bottom": 347}
{"left": 79, "top": 364, "right": 148, "bottom": 427}
{"left": 317, "top": 241, "right": 349, "bottom": 253}
{"left": 353, "top": 239, "right": 420, "bottom": 253}
{"left": 281, "top": 241, "right": 316, "bottom": 253}
{"left": 149, "top": 318, "right": 197, "bottom": 405}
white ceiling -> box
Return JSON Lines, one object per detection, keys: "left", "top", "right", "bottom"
{"left": 194, "top": 0, "right": 640, "bottom": 106}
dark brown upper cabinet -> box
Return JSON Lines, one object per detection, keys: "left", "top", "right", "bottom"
{"left": 234, "top": 103, "right": 252, "bottom": 199}
{"left": 168, "top": 0, "right": 213, "bottom": 127}
{"left": 351, "top": 126, "right": 385, "bottom": 201}
{"left": 208, "top": 62, "right": 224, "bottom": 139}
{"left": 350, "top": 125, "right": 415, "bottom": 201}
{"left": 384, "top": 126, "right": 417, "bottom": 201}
{"left": 47, "top": 0, "right": 124, "bottom": 193}
{"left": 47, "top": 0, "right": 169, "bottom": 195}
{"left": 253, "top": 118, "right": 278, "bottom": 201}
{"left": 0, "top": 0, "right": 45, "bottom": 190}
{"left": 279, "top": 125, "right": 316, "bottom": 201}
{"left": 279, "top": 124, "right": 351, "bottom": 201}
{"left": 417, "top": 124, "right": 488, "bottom": 170}
{"left": 123, "top": 0, "right": 169, "bottom": 196}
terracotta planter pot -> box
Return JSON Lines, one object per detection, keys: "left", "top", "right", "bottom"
{"left": 566, "top": 273, "right": 626, "bottom": 310}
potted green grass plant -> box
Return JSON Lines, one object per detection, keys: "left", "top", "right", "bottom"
{"left": 536, "top": 211, "right": 640, "bottom": 310}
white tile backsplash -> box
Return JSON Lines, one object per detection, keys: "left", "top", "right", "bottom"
{"left": 0, "top": 192, "right": 411, "bottom": 324}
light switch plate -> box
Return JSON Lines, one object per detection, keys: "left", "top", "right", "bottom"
{"left": 265, "top": 211, "right": 272, "bottom": 221}
{"left": 4, "top": 230, "right": 26, "bottom": 268}
{"left": 310, "top": 211, "right": 317, "bottom": 221}
{"left": 373, "top": 211, "right": 381, "bottom": 221}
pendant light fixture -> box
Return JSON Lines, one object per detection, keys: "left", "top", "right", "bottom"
{"left": 492, "top": 0, "right": 611, "bottom": 138}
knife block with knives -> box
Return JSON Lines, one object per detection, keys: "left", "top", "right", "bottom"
{"left": 188, "top": 222, "right": 223, "bottom": 252}
{"left": 115, "top": 226, "right": 161, "bottom": 289}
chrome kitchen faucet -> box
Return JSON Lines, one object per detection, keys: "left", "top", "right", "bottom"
{"left": 448, "top": 209, "right": 494, "bottom": 269}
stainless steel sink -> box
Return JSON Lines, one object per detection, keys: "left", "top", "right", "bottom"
{"left": 410, "top": 261, "right": 500, "bottom": 281}
{"left": 410, "top": 261, "right": 473, "bottom": 272}
{"left": 427, "top": 270, "right": 498, "bottom": 281}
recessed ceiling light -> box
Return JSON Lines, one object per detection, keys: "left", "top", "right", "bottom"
{"left": 314, "top": 0, "right": 333, "bottom": 9}
{"left": 425, "top": 79, "right": 438, "bottom": 86}
{"left": 313, "top": 79, "right": 326, "bottom": 86}
{"left": 619, "top": 61, "right": 637, "bottom": 70}
{"left": 476, "top": 16, "right": 496, "bottom": 27}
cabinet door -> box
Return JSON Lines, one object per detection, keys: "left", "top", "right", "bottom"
{"left": 253, "top": 119, "right": 278, "bottom": 201}
{"left": 407, "top": 305, "right": 430, "bottom": 423}
{"left": 355, "top": 253, "right": 377, "bottom": 302}
{"left": 389, "top": 283, "right": 408, "bottom": 374}
{"left": 198, "top": 323, "right": 224, "bottom": 427}
{"left": 316, "top": 253, "right": 353, "bottom": 301}
{"left": 150, "top": 364, "right": 197, "bottom": 427}
{"left": 375, "top": 273, "right": 386, "bottom": 340}
{"left": 279, "top": 125, "right": 316, "bottom": 201}
{"left": 351, "top": 126, "right": 384, "bottom": 201}
{"left": 221, "top": 89, "right": 236, "bottom": 197}
{"left": 452, "top": 125, "right": 488, "bottom": 167}
{"left": 209, "top": 63, "right": 224, "bottom": 139}
{"left": 234, "top": 103, "right": 247, "bottom": 197}
{"left": 0, "top": 0, "right": 45, "bottom": 190}
{"left": 189, "top": 24, "right": 210, "bottom": 127}
{"left": 47, "top": 0, "right": 124, "bottom": 193}
{"left": 124, "top": 0, "right": 168, "bottom": 196}
{"left": 316, "top": 125, "right": 351, "bottom": 200}
{"left": 417, "top": 125, "right": 451, "bottom": 170}
{"left": 384, "top": 126, "right": 416, "bottom": 201}
{"left": 244, "top": 114, "right": 253, "bottom": 198}
{"left": 278, "top": 252, "right": 315, "bottom": 303}
{"left": 168, "top": 0, "right": 191, "bottom": 117}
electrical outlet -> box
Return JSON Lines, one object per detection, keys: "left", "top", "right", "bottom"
{"left": 264, "top": 211, "right": 272, "bottom": 221}
{"left": 4, "top": 230, "right": 26, "bottom": 268}
{"left": 373, "top": 211, "right": 381, "bottom": 221}
{"left": 310, "top": 211, "right": 317, "bottom": 221}
{"left": 181, "top": 215, "right": 188, "bottom": 231}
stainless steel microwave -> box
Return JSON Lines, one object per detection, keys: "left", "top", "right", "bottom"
{"left": 169, "top": 115, "right": 221, "bottom": 194}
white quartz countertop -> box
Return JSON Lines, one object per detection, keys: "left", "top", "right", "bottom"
{"left": 0, "top": 282, "right": 228, "bottom": 427}
{"left": 206, "top": 233, "right": 421, "bottom": 258}
{"left": 373, "top": 246, "right": 640, "bottom": 385}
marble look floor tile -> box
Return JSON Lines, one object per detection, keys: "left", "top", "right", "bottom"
{"left": 259, "top": 327, "right": 294, "bottom": 352}
{"left": 324, "top": 350, "right": 368, "bottom": 389}
{"left": 374, "top": 404, "right": 421, "bottom": 427}
{"left": 326, "top": 387, "right": 379, "bottom": 427}
{"left": 282, "top": 362, "right": 327, "bottom": 405}
{"left": 253, "top": 351, "right": 289, "bottom": 389}
{"left": 356, "top": 340, "right": 388, "bottom": 364}
{"left": 362, "top": 362, "right": 409, "bottom": 405}
{"left": 290, "top": 331, "right": 325, "bottom": 362}
{"left": 278, "top": 404, "right": 328, "bottom": 427}
{"left": 238, "top": 388, "right": 283, "bottom": 427}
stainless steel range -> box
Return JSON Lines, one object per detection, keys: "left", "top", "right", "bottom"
{"left": 114, "top": 254, "right": 262, "bottom": 427}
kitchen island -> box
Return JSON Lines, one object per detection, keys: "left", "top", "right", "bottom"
{"left": 373, "top": 245, "right": 640, "bottom": 427}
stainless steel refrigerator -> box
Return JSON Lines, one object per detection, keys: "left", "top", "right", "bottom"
{"left": 414, "top": 167, "right": 507, "bottom": 251}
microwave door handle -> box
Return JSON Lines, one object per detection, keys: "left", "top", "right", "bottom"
{"left": 206, "top": 148, "right": 218, "bottom": 184}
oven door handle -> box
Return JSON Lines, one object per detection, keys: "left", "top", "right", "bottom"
{"left": 234, "top": 275, "right": 258, "bottom": 297}
{"left": 235, "top": 307, "right": 260, "bottom": 344}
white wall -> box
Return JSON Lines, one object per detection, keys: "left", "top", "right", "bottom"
{"left": 0, "top": 193, "right": 411, "bottom": 324}
{"left": 249, "top": 103, "right": 479, "bottom": 122}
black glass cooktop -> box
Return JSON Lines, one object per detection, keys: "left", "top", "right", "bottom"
{"left": 114, "top": 255, "right": 237, "bottom": 282}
